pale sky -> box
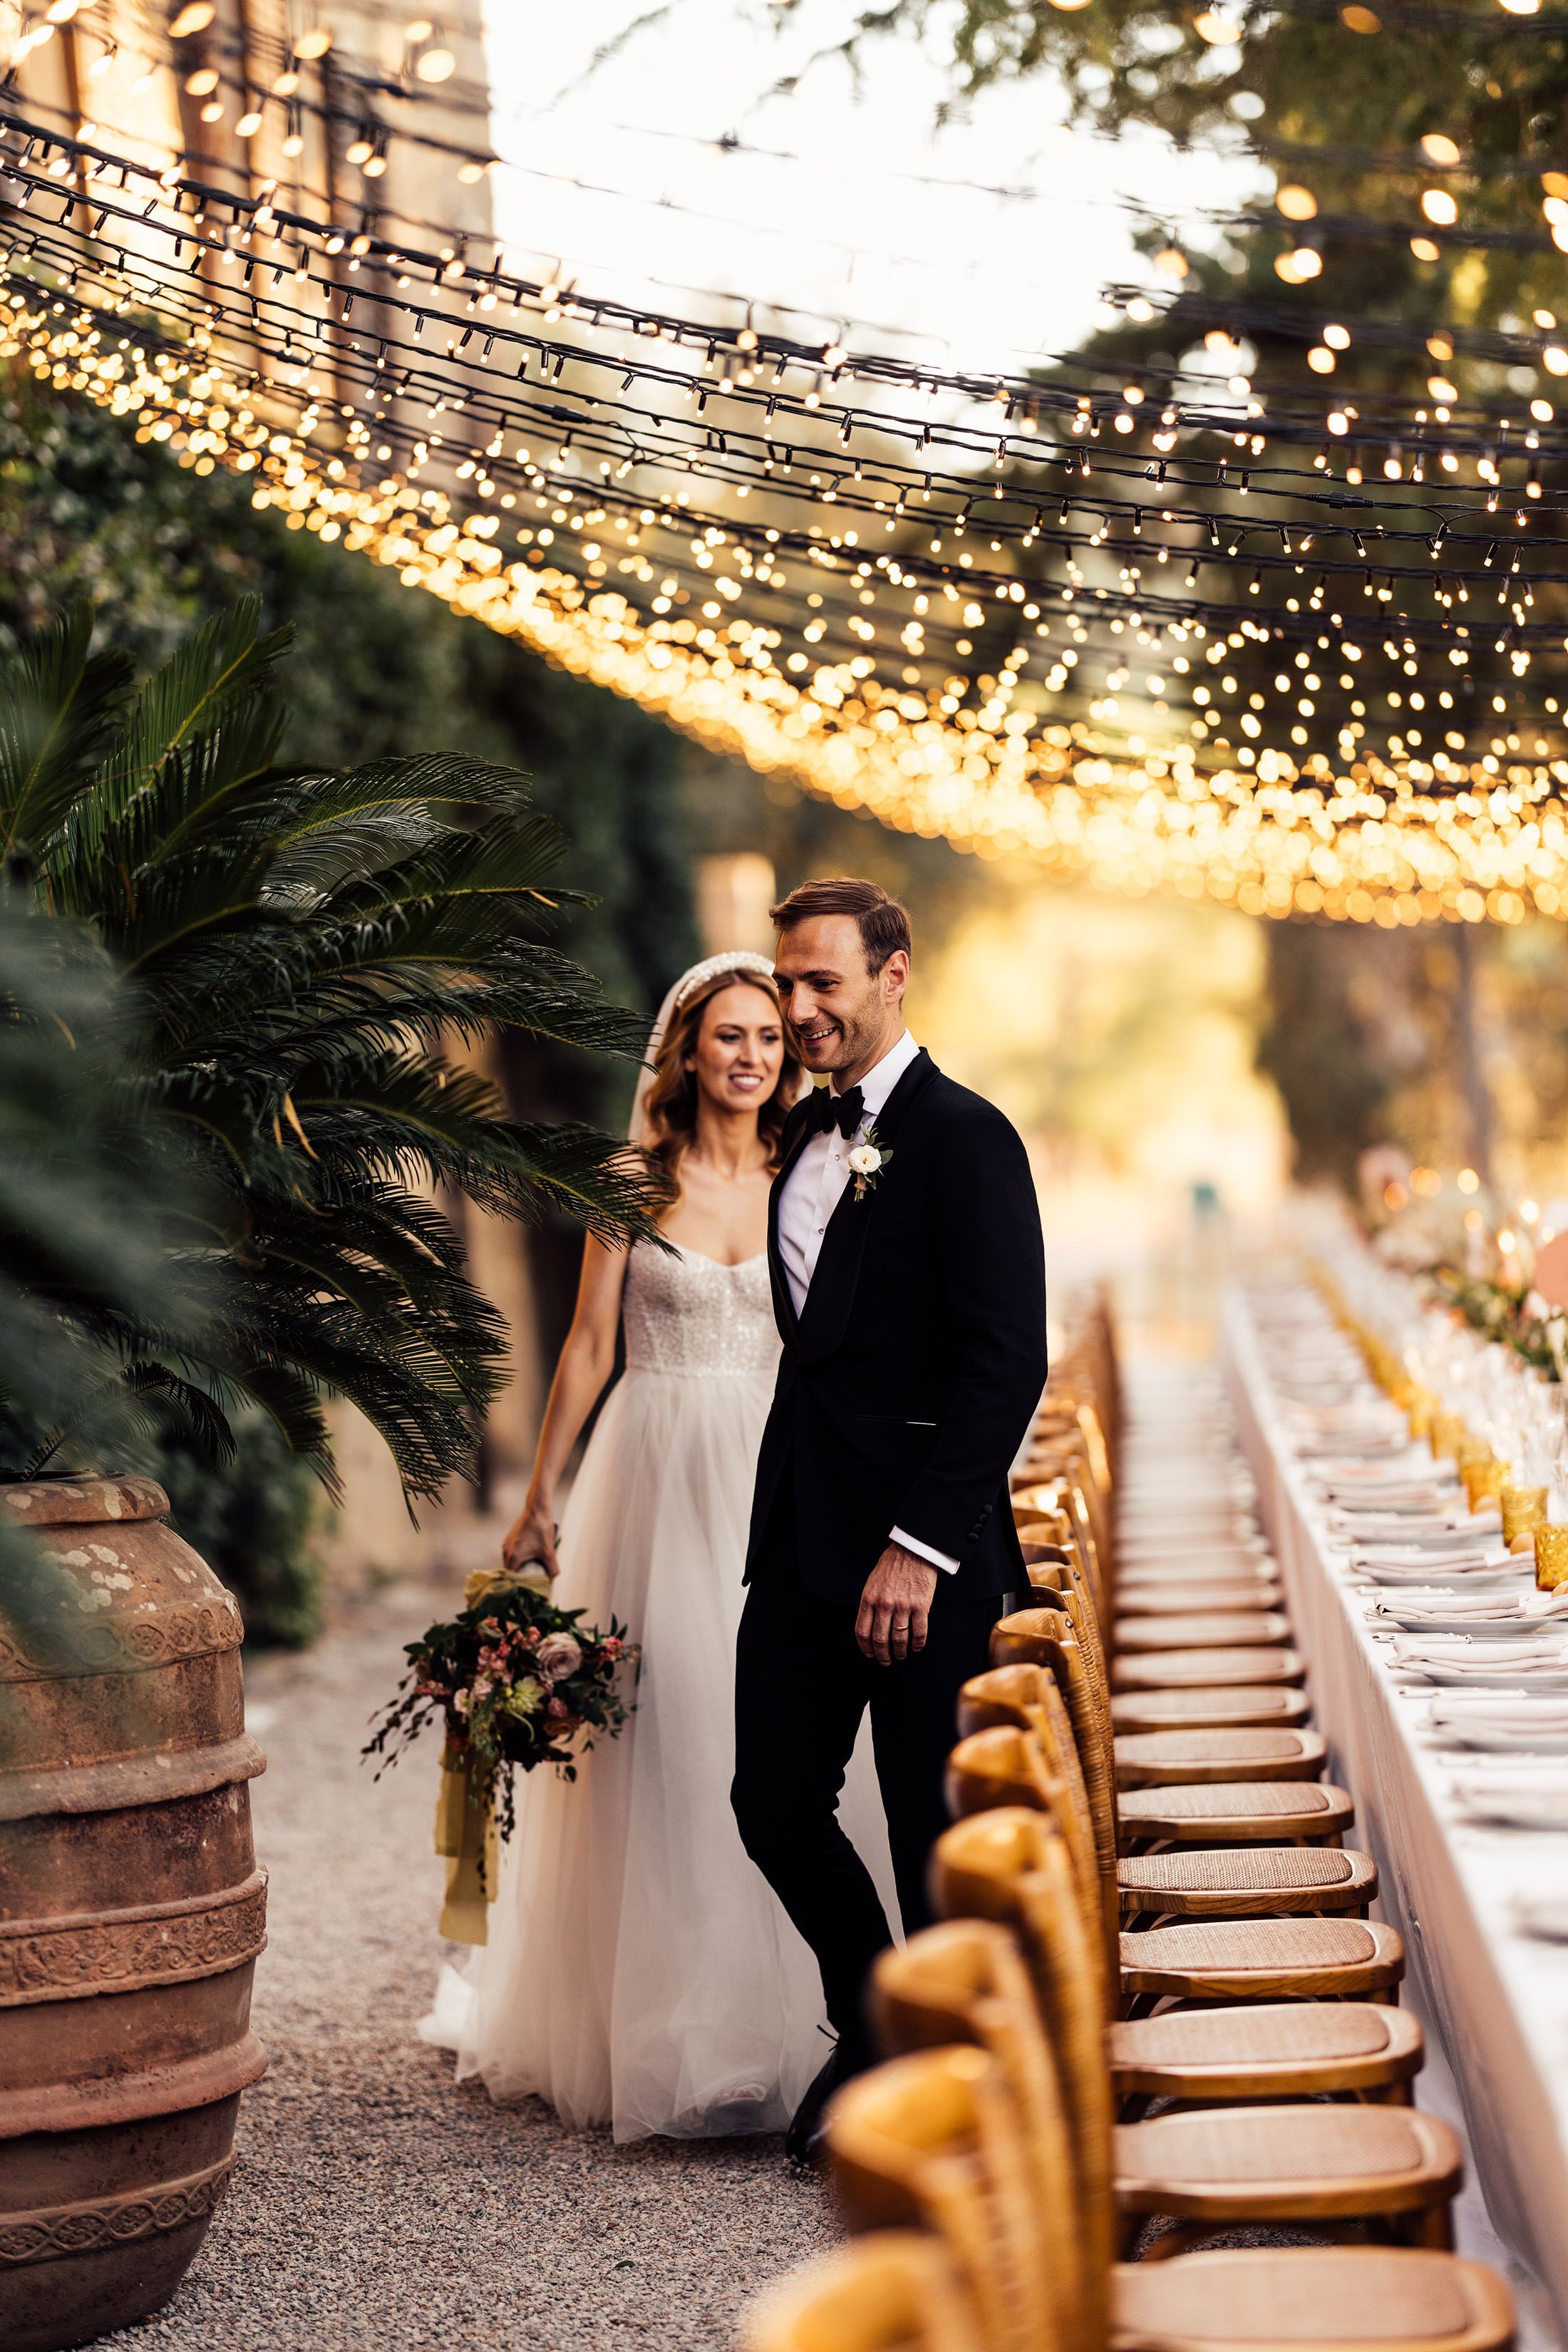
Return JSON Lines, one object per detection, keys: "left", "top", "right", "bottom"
{"left": 480, "top": 0, "right": 1264, "bottom": 382}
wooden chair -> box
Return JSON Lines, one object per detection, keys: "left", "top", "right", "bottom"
{"left": 1118, "top": 1779, "right": 1356, "bottom": 1846}
{"left": 1112, "top": 1645, "right": 1306, "bottom": 1692}
{"left": 1119, "top": 1916, "right": 1405, "bottom": 2006}
{"left": 925, "top": 1814, "right": 1455, "bottom": 2266}
{"left": 1117, "top": 1847, "right": 1378, "bottom": 1922}
{"left": 743, "top": 2232, "right": 984, "bottom": 2352}
{"left": 1115, "top": 1611, "right": 1294, "bottom": 1652}
{"left": 956, "top": 1702, "right": 1353, "bottom": 1855}
{"left": 1114, "top": 2103, "right": 1462, "bottom": 2254}
{"left": 1114, "top": 1728, "right": 1329, "bottom": 1788}
{"left": 1113, "top": 1579, "right": 1284, "bottom": 1614}
{"left": 986, "top": 1616, "right": 1370, "bottom": 1922}
{"left": 935, "top": 1810, "right": 1410, "bottom": 2098}
{"left": 825, "top": 2043, "right": 1070, "bottom": 2352}
{"left": 1110, "top": 2245, "right": 1514, "bottom": 2352}
{"left": 870, "top": 1922, "right": 1090, "bottom": 2352}
{"left": 1111, "top": 1684, "right": 1311, "bottom": 1733}
{"left": 1109, "top": 2000, "right": 1425, "bottom": 2111}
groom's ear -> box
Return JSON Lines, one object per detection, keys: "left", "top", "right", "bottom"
{"left": 881, "top": 947, "right": 911, "bottom": 1001}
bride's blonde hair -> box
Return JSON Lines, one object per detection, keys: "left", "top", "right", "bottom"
{"left": 642, "top": 967, "right": 802, "bottom": 1180}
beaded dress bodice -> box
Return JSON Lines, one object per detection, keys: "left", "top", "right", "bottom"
{"left": 621, "top": 1242, "right": 779, "bottom": 1378}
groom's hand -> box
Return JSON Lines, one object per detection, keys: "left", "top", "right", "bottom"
{"left": 857, "top": 1544, "right": 939, "bottom": 1666}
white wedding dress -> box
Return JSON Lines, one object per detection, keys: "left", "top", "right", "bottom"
{"left": 420, "top": 1239, "right": 899, "bottom": 2141}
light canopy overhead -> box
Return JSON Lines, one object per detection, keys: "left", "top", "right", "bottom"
{"left": 4, "top": 0, "right": 1567, "bottom": 926}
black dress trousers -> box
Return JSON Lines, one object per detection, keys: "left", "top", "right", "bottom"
{"left": 730, "top": 1477, "right": 1008, "bottom": 2066}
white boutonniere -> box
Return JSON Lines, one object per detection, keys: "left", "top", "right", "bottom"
{"left": 847, "top": 1125, "right": 893, "bottom": 1202}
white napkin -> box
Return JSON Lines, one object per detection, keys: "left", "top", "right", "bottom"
{"left": 1372, "top": 1590, "right": 1567, "bottom": 1629}
{"left": 1429, "top": 1693, "right": 1568, "bottom": 1750}
{"left": 1329, "top": 1510, "right": 1500, "bottom": 1542}
{"left": 1393, "top": 1634, "right": 1568, "bottom": 1679}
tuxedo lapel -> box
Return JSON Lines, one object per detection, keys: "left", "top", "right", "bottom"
{"left": 766, "top": 1095, "right": 817, "bottom": 1347}
{"left": 794, "top": 1049, "right": 939, "bottom": 1364}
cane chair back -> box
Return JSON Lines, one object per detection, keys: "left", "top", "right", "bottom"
{"left": 743, "top": 2232, "right": 984, "bottom": 2352}
{"left": 1076, "top": 1401, "right": 1114, "bottom": 1510}
{"left": 957, "top": 1668, "right": 1101, "bottom": 1950}
{"left": 825, "top": 2045, "right": 1058, "bottom": 2352}
{"left": 872, "top": 1923, "right": 1088, "bottom": 2352}
{"left": 929, "top": 1808, "right": 1115, "bottom": 2348}
{"left": 947, "top": 1724, "right": 1107, "bottom": 2006}
{"left": 991, "top": 1610, "right": 1121, "bottom": 1931}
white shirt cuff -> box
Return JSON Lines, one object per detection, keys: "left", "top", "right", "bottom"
{"left": 891, "top": 1525, "right": 960, "bottom": 1576}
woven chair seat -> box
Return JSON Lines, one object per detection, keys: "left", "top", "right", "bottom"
{"left": 1118, "top": 1844, "right": 1377, "bottom": 1918}
{"left": 1115, "top": 1727, "right": 1328, "bottom": 1788}
{"left": 1113, "top": 1646, "right": 1306, "bottom": 1691}
{"left": 1120, "top": 1780, "right": 1353, "bottom": 1846}
{"left": 1109, "top": 2001, "right": 1425, "bottom": 2102}
{"left": 1116, "top": 1611, "right": 1294, "bottom": 1652}
{"left": 1115, "top": 1581, "right": 1284, "bottom": 1614}
{"left": 1120, "top": 1915, "right": 1405, "bottom": 2000}
{"left": 1111, "top": 1686, "right": 1311, "bottom": 1732}
{"left": 1110, "top": 2246, "right": 1514, "bottom": 2350}
{"left": 1115, "top": 2103, "right": 1461, "bottom": 2220}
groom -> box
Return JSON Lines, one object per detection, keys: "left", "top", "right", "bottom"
{"left": 731, "top": 876, "right": 1048, "bottom": 2160}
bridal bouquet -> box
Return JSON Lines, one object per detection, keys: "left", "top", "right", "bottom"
{"left": 365, "top": 1571, "right": 639, "bottom": 1852}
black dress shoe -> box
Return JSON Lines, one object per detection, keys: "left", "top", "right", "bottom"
{"left": 785, "top": 2039, "right": 870, "bottom": 2168}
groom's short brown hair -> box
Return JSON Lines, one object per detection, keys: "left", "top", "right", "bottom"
{"left": 769, "top": 877, "right": 912, "bottom": 974}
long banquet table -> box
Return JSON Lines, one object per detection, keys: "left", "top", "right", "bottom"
{"left": 1222, "top": 1282, "right": 1568, "bottom": 2351}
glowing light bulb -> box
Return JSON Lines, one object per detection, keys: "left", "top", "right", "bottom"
{"left": 416, "top": 46, "right": 455, "bottom": 80}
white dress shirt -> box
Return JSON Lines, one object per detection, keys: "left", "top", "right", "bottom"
{"left": 776, "top": 1030, "right": 959, "bottom": 1576}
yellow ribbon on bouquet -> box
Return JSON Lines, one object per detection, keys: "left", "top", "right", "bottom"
{"left": 432, "top": 1560, "right": 552, "bottom": 1946}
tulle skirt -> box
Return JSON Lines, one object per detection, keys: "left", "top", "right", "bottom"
{"left": 419, "top": 1364, "right": 899, "bottom": 2140}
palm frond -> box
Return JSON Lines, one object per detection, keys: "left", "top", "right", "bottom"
{"left": 0, "top": 603, "right": 664, "bottom": 1506}
{"left": 105, "top": 597, "right": 292, "bottom": 798}
{"left": 0, "top": 603, "right": 133, "bottom": 869}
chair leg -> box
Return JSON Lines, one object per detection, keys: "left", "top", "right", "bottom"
{"left": 1404, "top": 2204, "right": 1455, "bottom": 2251}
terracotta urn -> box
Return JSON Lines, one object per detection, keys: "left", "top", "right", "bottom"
{"left": 0, "top": 1475, "right": 267, "bottom": 2351}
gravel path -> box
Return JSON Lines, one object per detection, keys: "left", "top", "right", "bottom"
{"left": 111, "top": 1582, "right": 837, "bottom": 2352}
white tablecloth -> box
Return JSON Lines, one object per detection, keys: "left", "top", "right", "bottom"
{"left": 1222, "top": 1287, "right": 1568, "bottom": 2351}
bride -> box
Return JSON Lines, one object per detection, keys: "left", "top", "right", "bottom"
{"left": 421, "top": 951, "right": 897, "bottom": 2141}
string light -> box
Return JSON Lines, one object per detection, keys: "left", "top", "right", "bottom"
{"left": 2, "top": 46, "right": 1567, "bottom": 927}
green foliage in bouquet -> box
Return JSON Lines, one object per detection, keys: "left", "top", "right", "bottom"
{"left": 1431, "top": 1268, "right": 1568, "bottom": 1383}
{"left": 364, "top": 1580, "right": 640, "bottom": 1840}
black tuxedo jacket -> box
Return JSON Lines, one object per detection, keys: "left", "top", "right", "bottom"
{"left": 745, "top": 1048, "right": 1048, "bottom": 1606}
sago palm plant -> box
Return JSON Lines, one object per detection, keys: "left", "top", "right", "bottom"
{"left": 0, "top": 599, "right": 657, "bottom": 1500}
{"left": 0, "top": 892, "right": 220, "bottom": 1480}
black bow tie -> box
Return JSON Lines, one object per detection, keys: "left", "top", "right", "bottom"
{"left": 807, "top": 1083, "right": 865, "bottom": 1140}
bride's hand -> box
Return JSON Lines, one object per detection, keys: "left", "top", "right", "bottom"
{"left": 502, "top": 1500, "right": 559, "bottom": 1582}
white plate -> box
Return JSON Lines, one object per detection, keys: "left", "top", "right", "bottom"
{"left": 1373, "top": 1609, "right": 1567, "bottom": 1638}
{"left": 1414, "top": 1664, "right": 1568, "bottom": 1690}
{"left": 1453, "top": 1778, "right": 1568, "bottom": 1829}
{"left": 1352, "top": 1562, "right": 1527, "bottom": 1590}
{"left": 1512, "top": 1892, "right": 1568, "bottom": 1938}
